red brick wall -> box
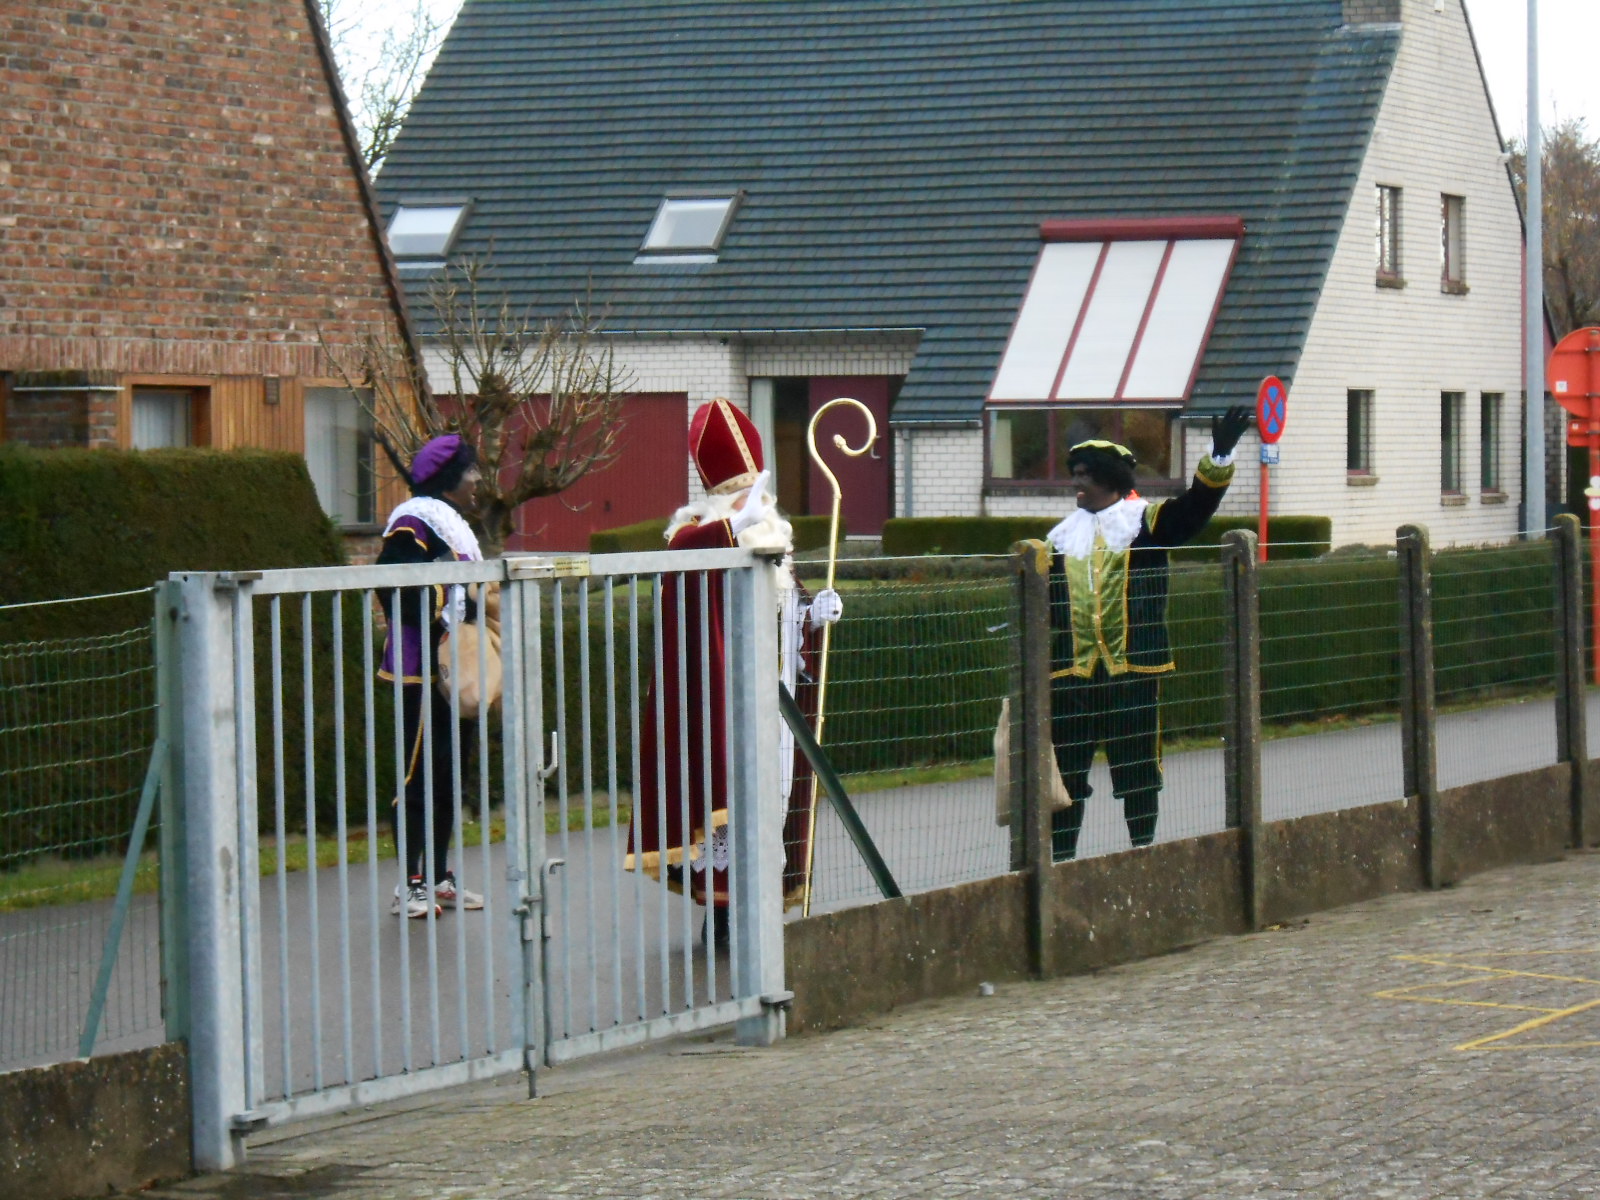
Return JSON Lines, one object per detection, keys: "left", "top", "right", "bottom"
{"left": 0, "top": 0, "right": 405, "bottom": 379}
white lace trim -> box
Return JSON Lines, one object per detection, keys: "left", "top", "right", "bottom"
{"left": 385, "top": 497, "right": 483, "bottom": 561}
{"left": 385, "top": 497, "right": 483, "bottom": 630}
{"left": 1046, "top": 497, "right": 1149, "bottom": 560}
{"left": 689, "top": 825, "right": 730, "bottom": 874}
{"left": 664, "top": 493, "right": 795, "bottom": 593}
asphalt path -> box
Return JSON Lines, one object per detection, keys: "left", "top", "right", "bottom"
{"left": 2, "top": 692, "right": 1580, "bottom": 1085}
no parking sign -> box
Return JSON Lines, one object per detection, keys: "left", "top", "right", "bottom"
{"left": 1255, "top": 376, "right": 1287, "bottom": 562}
{"left": 1257, "top": 375, "right": 1287, "bottom": 446}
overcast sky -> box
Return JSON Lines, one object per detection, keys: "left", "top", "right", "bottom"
{"left": 1467, "top": 0, "right": 1600, "bottom": 142}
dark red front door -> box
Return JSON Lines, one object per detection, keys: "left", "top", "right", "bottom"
{"left": 806, "top": 377, "right": 893, "bottom": 537}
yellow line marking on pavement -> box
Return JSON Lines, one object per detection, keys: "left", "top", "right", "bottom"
{"left": 1455, "top": 996, "right": 1600, "bottom": 1052}
{"left": 1376, "top": 950, "right": 1600, "bottom": 1052}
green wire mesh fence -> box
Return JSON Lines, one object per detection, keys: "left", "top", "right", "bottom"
{"left": 0, "top": 592, "right": 163, "bottom": 1072}
{"left": 1434, "top": 539, "right": 1560, "bottom": 787}
{"left": 802, "top": 565, "right": 1017, "bottom": 912}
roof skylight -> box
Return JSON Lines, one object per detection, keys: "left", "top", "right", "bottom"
{"left": 639, "top": 195, "right": 740, "bottom": 257}
{"left": 387, "top": 203, "right": 469, "bottom": 259}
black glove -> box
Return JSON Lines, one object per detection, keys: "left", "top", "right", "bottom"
{"left": 1211, "top": 405, "right": 1253, "bottom": 458}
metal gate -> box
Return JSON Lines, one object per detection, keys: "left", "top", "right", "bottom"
{"left": 165, "top": 548, "right": 785, "bottom": 1169}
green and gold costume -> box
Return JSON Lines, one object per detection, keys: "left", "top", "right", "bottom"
{"left": 1040, "top": 453, "right": 1235, "bottom": 860}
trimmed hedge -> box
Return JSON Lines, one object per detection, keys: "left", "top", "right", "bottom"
{"left": 1, "top": 448, "right": 346, "bottom": 867}
{"left": 882, "top": 517, "right": 1054, "bottom": 557}
{"left": 882, "top": 514, "right": 1332, "bottom": 559}
{"left": 0, "top": 447, "right": 344, "bottom": 639}
{"left": 589, "top": 513, "right": 836, "bottom": 555}
{"left": 589, "top": 517, "right": 668, "bottom": 554}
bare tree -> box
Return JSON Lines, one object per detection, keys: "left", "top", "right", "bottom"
{"left": 317, "top": 0, "right": 453, "bottom": 172}
{"left": 1510, "top": 117, "right": 1600, "bottom": 337}
{"left": 323, "top": 259, "right": 634, "bottom": 557}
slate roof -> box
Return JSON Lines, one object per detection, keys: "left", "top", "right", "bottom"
{"left": 376, "top": 0, "right": 1399, "bottom": 424}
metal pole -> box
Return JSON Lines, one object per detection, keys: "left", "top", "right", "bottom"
{"left": 729, "top": 556, "right": 783, "bottom": 1046}
{"left": 1221, "top": 531, "right": 1263, "bottom": 928}
{"left": 1397, "top": 525, "right": 1440, "bottom": 888}
{"left": 1550, "top": 514, "right": 1589, "bottom": 846}
{"left": 1257, "top": 460, "right": 1270, "bottom": 564}
{"left": 1525, "top": 0, "right": 1546, "bottom": 535}
{"left": 172, "top": 573, "right": 249, "bottom": 1170}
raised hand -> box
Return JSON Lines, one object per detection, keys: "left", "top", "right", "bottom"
{"left": 728, "top": 470, "right": 774, "bottom": 535}
{"left": 1211, "top": 405, "right": 1253, "bottom": 458}
{"left": 809, "top": 587, "right": 843, "bottom": 628}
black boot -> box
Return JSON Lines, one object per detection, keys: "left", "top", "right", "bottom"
{"left": 700, "top": 912, "right": 731, "bottom": 949}
{"left": 1050, "top": 801, "right": 1085, "bottom": 863}
{"left": 1123, "top": 790, "right": 1159, "bottom": 847}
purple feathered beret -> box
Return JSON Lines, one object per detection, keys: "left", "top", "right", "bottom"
{"left": 411, "top": 434, "right": 468, "bottom": 486}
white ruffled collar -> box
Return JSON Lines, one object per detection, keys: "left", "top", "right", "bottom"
{"left": 384, "top": 497, "right": 483, "bottom": 562}
{"left": 1046, "top": 497, "right": 1148, "bottom": 560}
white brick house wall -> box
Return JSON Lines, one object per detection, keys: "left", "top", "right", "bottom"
{"left": 1253, "top": 0, "right": 1524, "bottom": 548}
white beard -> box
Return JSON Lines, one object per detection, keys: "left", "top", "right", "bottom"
{"left": 665, "top": 492, "right": 795, "bottom": 593}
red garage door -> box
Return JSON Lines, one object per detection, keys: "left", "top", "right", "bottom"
{"left": 506, "top": 393, "right": 688, "bottom": 553}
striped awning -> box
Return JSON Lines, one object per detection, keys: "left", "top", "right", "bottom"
{"left": 988, "top": 217, "right": 1243, "bottom": 406}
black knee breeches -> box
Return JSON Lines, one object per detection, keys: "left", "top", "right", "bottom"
{"left": 1049, "top": 665, "right": 1163, "bottom": 859}
{"left": 396, "top": 683, "right": 474, "bottom": 883}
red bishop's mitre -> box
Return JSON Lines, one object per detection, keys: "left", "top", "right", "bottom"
{"left": 688, "top": 398, "right": 764, "bottom": 496}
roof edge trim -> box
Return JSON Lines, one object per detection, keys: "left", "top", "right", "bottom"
{"left": 1040, "top": 216, "right": 1246, "bottom": 243}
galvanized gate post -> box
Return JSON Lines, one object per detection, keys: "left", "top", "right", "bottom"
{"left": 170, "top": 572, "right": 250, "bottom": 1170}
{"left": 728, "top": 555, "right": 784, "bottom": 1045}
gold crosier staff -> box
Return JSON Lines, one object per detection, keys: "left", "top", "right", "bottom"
{"left": 799, "top": 397, "right": 877, "bottom": 916}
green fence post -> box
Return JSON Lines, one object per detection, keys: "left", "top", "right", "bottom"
{"left": 1397, "top": 524, "right": 1440, "bottom": 888}
{"left": 1221, "top": 531, "right": 1263, "bottom": 930}
{"left": 1550, "top": 513, "right": 1589, "bottom": 846}
{"left": 1014, "top": 541, "right": 1056, "bottom": 978}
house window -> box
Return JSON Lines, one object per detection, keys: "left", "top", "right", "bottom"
{"left": 132, "top": 387, "right": 203, "bottom": 448}
{"left": 1441, "top": 194, "right": 1466, "bottom": 291}
{"left": 1347, "top": 389, "right": 1373, "bottom": 474}
{"left": 386, "top": 203, "right": 468, "bottom": 265}
{"left": 1480, "top": 392, "right": 1502, "bottom": 492}
{"left": 1441, "top": 392, "right": 1464, "bottom": 494}
{"left": 988, "top": 408, "right": 1175, "bottom": 485}
{"left": 1376, "top": 185, "right": 1403, "bottom": 284}
{"left": 637, "top": 194, "right": 741, "bottom": 260}
{"left": 304, "top": 387, "right": 375, "bottom": 526}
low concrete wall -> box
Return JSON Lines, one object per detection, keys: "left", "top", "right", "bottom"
{"left": 1437, "top": 763, "right": 1570, "bottom": 883}
{"left": 1260, "top": 798, "right": 1421, "bottom": 925}
{"left": 787, "top": 873, "right": 1028, "bottom": 1033}
{"left": 2, "top": 1041, "right": 190, "bottom": 1199}
{"left": 1041, "top": 829, "right": 1248, "bottom": 974}
{"left": 790, "top": 763, "right": 1583, "bottom": 1034}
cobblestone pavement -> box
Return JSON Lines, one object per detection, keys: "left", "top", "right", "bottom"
{"left": 138, "top": 852, "right": 1600, "bottom": 1199}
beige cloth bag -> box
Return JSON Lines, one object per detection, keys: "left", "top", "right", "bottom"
{"left": 993, "top": 696, "right": 1074, "bottom": 826}
{"left": 436, "top": 584, "right": 502, "bottom": 720}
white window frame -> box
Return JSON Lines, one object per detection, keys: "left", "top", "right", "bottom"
{"left": 1376, "top": 185, "right": 1403, "bottom": 284}
{"left": 303, "top": 386, "right": 376, "bottom": 527}
{"left": 1441, "top": 194, "right": 1466, "bottom": 292}
{"left": 636, "top": 193, "right": 742, "bottom": 260}
{"left": 387, "top": 201, "right": 470, "bottom": 264}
